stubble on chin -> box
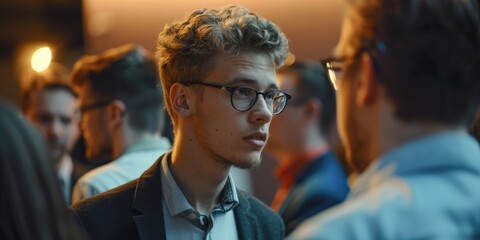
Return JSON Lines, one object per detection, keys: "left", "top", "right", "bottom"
{"left": 49, "top": 145, "right": 67, "bottom": 167}
{"left": 50, "top": 152, "right": 64, "bottom": 170}
{"left": 346, "top": 130, "right": 373, "bottom": 174}
{"left": 231, "top": 154, "right": 262, "bottom": 169}
{"left": 86, "top": 146, "right": 112, "bottom": 162}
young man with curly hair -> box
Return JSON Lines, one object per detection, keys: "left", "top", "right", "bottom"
{"left": 72, "top": 5, "right": 290, "bottom": 240}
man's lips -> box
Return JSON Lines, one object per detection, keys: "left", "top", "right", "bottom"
{"left": 243, "top": 132, "right": 268, "bottom": 148}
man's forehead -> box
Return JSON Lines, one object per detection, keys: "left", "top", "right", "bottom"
{"left": 30, "top": 93, "right": 77, "bottom": 116}
{"left": 207, "top": 53, "right": 278, "bottom": 88}
{"left": 41, "top": 87, "right": 76, "bottom": 97}
{"left": 30, "top": 88, "right": 75, "bottom": 103}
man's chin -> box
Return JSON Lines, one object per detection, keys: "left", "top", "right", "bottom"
{"left": 232, "top": 154, "right": 262, "bottom": 169}
{"left": 86, "top": 150, "right": 111, "bottom": 162}
{"left": 49, "top": 149, "right": 66, "bottom": 166}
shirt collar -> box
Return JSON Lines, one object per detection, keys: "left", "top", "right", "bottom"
{"left": 160, "top": 152, "right": 239, "bottom": 217}
{"left": 350, "top": 130, "right": 480, "bottom": 197}
{"left": 57, "top": 155, "right": 73, "bottom": 182}
{"left": 215, "top": 177, "right": 238, "bottom": 212}
{"left": 123, "top": 137, "right": 171, "bottom": 154}
{"left": 57, "top": 155, "right": 73, "bottom": 204}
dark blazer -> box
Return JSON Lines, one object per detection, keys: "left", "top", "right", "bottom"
{"left": 278, "top": 151, "right": 349, "bottom": 236}
{"left": 72, "top": 155, "right": 284, "bottom": 240}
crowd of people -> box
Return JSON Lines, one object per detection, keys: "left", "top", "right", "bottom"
{"left": 1, "top": 0, "right": 480, "bottom": 239}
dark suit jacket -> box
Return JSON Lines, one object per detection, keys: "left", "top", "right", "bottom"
{"left": 72, "top": 155, "right": 284, "bottom": 240}
{"left": 278, "top": 151, "right": 349, "bottom": 236}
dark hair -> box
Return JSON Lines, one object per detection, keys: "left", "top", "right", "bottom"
{"left": 71, "top": 44, "right": 164, "bottom": 133}
{"left": 21, "top": 63, "right": 76, "bottom": 113}
{"left": 156, "top": 5, "right": 289, "bottom": 127}
{"left": 345, "top": 0, "right": 480, "bottom": 125}
{"left": 0, "top": 102, "right": 85, "bottom": 240}
{"left": 278, "top": 60, "right": 336, "bottom": 134}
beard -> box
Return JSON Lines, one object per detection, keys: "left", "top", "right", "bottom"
{"left": 47, "top": 140, "right": 67, "bottom": 169}
{"left": 86, "top": 144, "right": 112, "bottom": 162}
{"left": 343, "top": 111, "right": 375, "bottom": 174}
{"left": 232, "top": 156, "right": 261, "bottom": 169}
{"left": 216, "top": 149, "right": 263, "bottom": 170}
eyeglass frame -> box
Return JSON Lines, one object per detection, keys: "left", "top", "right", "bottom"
{"left": 183, "top": 81, "right": 292, "bottom": 115}
{"left": 320, "top": 50, "right": 366, "bottom": 91}
{"left": 78, "top": 99, "right": 114, "bottom": 114}
{"left": 320, "top": 42, "right": 385, "bottom": 91}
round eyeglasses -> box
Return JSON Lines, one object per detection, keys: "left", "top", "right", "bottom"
{"left": 321, "top": 43, "right": 385, "bottom": 91}
{"left": 78, "top": 99, "right": 114, "bottom": 114}
{"left": 184, "top": 82, "right": 292, "bottom": 115}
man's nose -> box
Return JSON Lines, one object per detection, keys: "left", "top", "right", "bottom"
{"left": 47, "top": 119, "right": 63, "bottom": 138}
{"left": 249, "top": 95, "right": 273, "bottom": 125}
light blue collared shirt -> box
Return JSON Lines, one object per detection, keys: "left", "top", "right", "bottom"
{"left": 72, "top": 137, "right": 171, "bottom": 203}
{"left": 289, "top": 131, "right": 480, "bottom": 239}
{"left": 160, "top": 152, "right": 239, "bottom": 240}
{"left": 57, "top": 155, "right": 73, "bottom": 204}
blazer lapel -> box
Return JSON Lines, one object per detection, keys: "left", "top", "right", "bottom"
{"left": 132, "top": 154, "right": 168, "bottom": 240}
{"left": 234, "top": 191, "right": 259, "bottom": 240}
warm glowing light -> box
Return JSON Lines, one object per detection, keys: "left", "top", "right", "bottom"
{"left": 31, "top": 47, "right": 52, "bottom": 72}
{"left": 284, "top": 52, "right": 296, "bottom": 67}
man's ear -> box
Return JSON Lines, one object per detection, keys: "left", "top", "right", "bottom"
{"left": 356, "top": 53, "right": 379, "bottom": 107}
{"left": 106, "top": 100, "right": 126, "bottom": 128}
{"left": 170, "top": 83, "right": 193, "bottom": 117}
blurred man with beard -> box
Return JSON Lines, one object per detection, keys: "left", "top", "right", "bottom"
{"left": 22, "top": 63, "right": 80, "bottom": 204}
{"left": 70, "top": 44, "right": 171, "bottom": 203}
{"left": 290, "top": 0, "right": 480, "bottom": 239}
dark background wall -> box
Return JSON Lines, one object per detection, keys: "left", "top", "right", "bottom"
{"left": 0, "top": 0, "right": 84, "bottom": 105}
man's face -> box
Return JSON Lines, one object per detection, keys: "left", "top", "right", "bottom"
{"left": 25, "top": 89, "right": 79, "bottom": 168}
{"left": 189, "top": 52, "right": 277, "bottom": 169}
{"left": 265, "top": 72, "right": 305, "bottom": 156}
{"left": 77, "top": 83, "right": 112, "bottom": 161}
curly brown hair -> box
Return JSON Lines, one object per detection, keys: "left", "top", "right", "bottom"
{"left": 156, "top": 5, "right": 289, "bottom": 127}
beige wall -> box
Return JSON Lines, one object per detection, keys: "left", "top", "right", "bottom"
{"left": 83, "top": 0, "right": 345, "bottom": 59}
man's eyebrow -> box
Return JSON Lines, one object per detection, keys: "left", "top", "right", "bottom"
{"left": 226, "top": 77, "right": 278, "bottom": 89}
{"left": 227, "top": 77, "right": 256, "bottom": 85}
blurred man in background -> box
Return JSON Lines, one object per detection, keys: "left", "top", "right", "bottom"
{"left": 290, "top": 0, "right": 480, "bottom": 238}
{"left": 22, "top": 63, "right": 81, "bottom": 204}
{"left": 264, "top": 59, "right": 349, "bottom": 235}
{"left": 71, "top": 44, "right": 171, "bottom": 203}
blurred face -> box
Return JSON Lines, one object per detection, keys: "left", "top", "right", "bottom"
{"left": 190, "top": 52, "right": 277, "bottom": 169}
{"left": 265, "top": 72, "right": 305, "bottom": 156}
{"left": 25, "top": 89, "right": 79, "bottom": 168}
{"left": 335, "top": 17, "right": 371, "bottom": 172}
{"left": 77, "top": 83, "right": 112, "bottom": 161}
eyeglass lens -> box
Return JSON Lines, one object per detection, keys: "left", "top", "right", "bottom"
{"left": 231, "top": 87, "right": 287, "bottom": 114}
